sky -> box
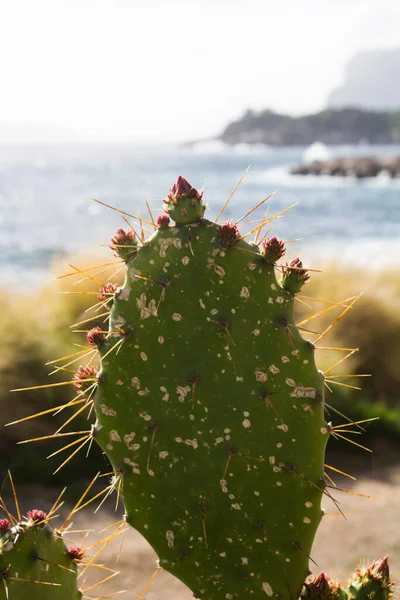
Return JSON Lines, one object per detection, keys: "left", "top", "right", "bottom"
{"left": 1, "top": 0, "right": 399, "bottom": 142}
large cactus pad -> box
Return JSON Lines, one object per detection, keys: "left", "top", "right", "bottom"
{"left": 92, "top": 178, "right": 329, "bottom": 599}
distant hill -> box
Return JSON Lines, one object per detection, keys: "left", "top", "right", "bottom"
{"left": 218, "top": 108, "right": 400, "bottom": 146}
{"left": 328, "top": 48, "right": 400, "bottom": 110}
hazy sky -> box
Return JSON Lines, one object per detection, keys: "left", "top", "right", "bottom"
{"left": 1, "top": 0, "right": 399, "bottom": 142}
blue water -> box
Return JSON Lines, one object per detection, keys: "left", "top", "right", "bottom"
{"left": 1, "top": 142, "right": 399, "bottom": 288}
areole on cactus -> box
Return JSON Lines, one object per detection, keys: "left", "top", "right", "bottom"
{"left": 9, "top": 175, "right": 394, "bottom": 599}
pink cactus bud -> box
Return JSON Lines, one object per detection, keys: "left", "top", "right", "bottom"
{"left": 156, "top": 214, "right": 171, "bottom": 228}
{"left": 0, "top": 519, "right": 10, "bottom": 532}
{"left": 262, "top": 236, "right": 286, "bottom": 263}
{"left": 217, "top": 222, "right": 240, "bottom": 247}
{"left": 98, "top": 282, "right": 119, "bottom": 303}
{"left": 364, "top": 556, "right": 390, "bottom": 582}
{"left": 87, "top": 326, "right": 106, "bottom": 348}
{"left": 166, "top": 175, "right": 203, "bottom": 203}
{"left": 73, "top": 365, "right": 98, "bottom": 391}
{"left": 307, "top": 572, "right": 331, "bottom": 596}
{"left": 281, "top": 257, "right": 310, "bottom": 293}
{"left": 68, "top": 546, "right": 85, "bottom": 561}
{"left": 27, "top": 509, "right": 47, "bottom": 524}
{"left": 110, "top": 228, "right": 138, "bottom": 260}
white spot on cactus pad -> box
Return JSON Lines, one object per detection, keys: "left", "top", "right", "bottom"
{"left": 172, "top": 313, "right": 182, "bottom": 321}
{"left": 184, "top": 438, "right": 198, "bottom": 449}
{"left": 140, "top": 352, "right": 148, "bottom": 361}
{"left": 116, "top": 379, "right": 123, "bottom": 385}
{"left": 270, "top": 283, "right": 277, "bottom": 290}
{"left": 159, "top": 451, "right": 169, "bottom": 459}
{"left": 320, "top": 427, "right": 328, "bottom": 434}
{"left": 166, "top": 530, "right": 175, "bottom": 548}
{"left": 262, "top": 582, "right": 273, "bottom": 596}
{"left": 199, "top": 299, "right": 206, "bottom": 309}
{"left": 243, "top": 411, "right": 250, "bottom": 417}
{"left": 124, "top": 457, "right": 140, "bottom": 474}
{"left": 100, "top": 404, "right": 116, "bottom": 417}
{"left": 136, "top": 294, "right": 157, "bottom": 319}
{"left": 158, "top": 335, "right": 164, "bottom": 344}
{"left": 139, "top": 411, "right": 152, "bottom": 421}
{"left": 285, "top": 378, "right": 296, "bottom": 387}
{"left": 214, "top": 264, "right": 226, "bottom": 278}
{"left": 177, "top": 385, "right": 191, "bottom": 402}
{"left": 290, "top": 387, "right": 317, "bottom": 398}
{"left": 138, "top": 387, "right": 150, "bottom": 396}
{"left": 231, "top": 503, "right": 241, "bottom": 510}
{"left": 240, "top": 286, "right": 250, "bottom": 298}
{"left": 219, "top": 552, "right": 227, "bottom": 557}
{"left": 131, "top": 377, "right": 141, "bottom": 389}
{"left": 211, "top": 308, "right": 218, "bottom": 315}
{"left": 253, "top": 329, "right": 260, "bottom": 336}
{"left": 303, "top": 517, "right": 311, "bottom": 524}
{"left": 269, "top": 456, "right": 276, "bottom": 465}
{"left": 242, "top": 419, "right": 251, "bottom": 428}
{"left": 182, "top": 256, "right": 190, "bottom": 265}
{"left": 158, "top": 238, "right": 181, "bottom": 257}
{"left": 277, "top": 423, "right": 289, "bottom": 432}
{"left": 236, "top": 376, "right": 244, "bottom": 382}
{"left": 118, "top": 287, "right": 131, "bottom": 301}
{"left": 248, "top": 262, "right": 257, "bottom": 271}
{"left": 268, "top": 297, "right": 273, "bottom": 304}
{"left": 109, "top": 430, "right": 121, "bottom": 442}
{"left": 281, "top": 356, "right": 290, "bottom": 363}
{"left": 225, "top": 594, "right": 233, "bottom": 599}
{"left": 255, "top": 371, "right": 268, "bottom": 382}
{"left": 305, "top": 501, "right": 313, "bottom": 507}
{"left": 276, "top": 296, "right": 285, "bottom": 304}
{"left": 254, "top": 491, "right": 260, "bottom": 496}
{"left": 269, "top": 364, "right": 280, "bottom": 374}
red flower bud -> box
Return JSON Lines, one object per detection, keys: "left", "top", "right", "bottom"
{"left": 262, "top": 237, "right": 286, "bottom": 263}
{"left": 68, "top": 546, "right": 85, "bottom": 561}
{"left": 217, "top": 222, "right": 240, "bottom": 247}
{"left": 156, "top": 214, "right": 171, "bottom": 228}
{"left": 166, "top": 175, "right": 203, "bottom": 203}
{"left": 73, "top": 365, "right": 98, "bottom": 392}
{"left": 98, "top": 282, "right": 119, "bottom": 303}
{"left": 110, "top": 228, "right": 138, "bottom": 260}
{"left": 87, "top": 326, "right": 106, "bottom": 348}
{"left": 281, "top": 257, "right": 310, "bottom": 293}
{"left": 27, "top": 509, "right": 47, "bottom": 524}
{"left": 0, "top": 519, "right": 10, "bottom": 532}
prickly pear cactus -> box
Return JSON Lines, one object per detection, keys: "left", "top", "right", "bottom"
{"left": 300, "top": 557, "right": 394, "bottom": 600}
{"left": 0, "top": 510, "right": 82, "bottom": 600}
{"left": 90, "top": 176, "right": 329, "bottom": 600}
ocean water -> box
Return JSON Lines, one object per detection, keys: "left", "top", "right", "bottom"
{"left": 1, "top": 142, "right": 400, "bottom": 289}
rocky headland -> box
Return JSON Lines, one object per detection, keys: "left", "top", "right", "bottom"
{"left": 291, "top": 155, "right": 400, "bottom": 178}
{"left": 218, "top": 108, "right": 400, "bottom": 146}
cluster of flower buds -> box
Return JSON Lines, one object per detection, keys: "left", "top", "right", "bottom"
{"left": 110, "top": 228, "right": 138, "bottom": 260}
{"left": 73, "top": 365, "right": 98, "bottom": 392}
{"left": 262, "top": 236, "right": 286, "bottom": 264}
{"left": 281, "top": 257, "right": 310, "bottom": 294}
{"left": 217, "top": 222, "right": 240, "bottom": 247}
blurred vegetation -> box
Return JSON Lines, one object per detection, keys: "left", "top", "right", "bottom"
{"left": 1, "top": 256, "right": 399, "bottom": 488}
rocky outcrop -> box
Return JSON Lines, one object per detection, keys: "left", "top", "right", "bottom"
{"left": 291, "top": 156, "right": 400, "bottom": 178}
{"left": 219, "top": 108, "right": 400, "bottom": 146}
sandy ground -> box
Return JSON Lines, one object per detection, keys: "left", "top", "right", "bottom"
{"left": 3, "top": 464, "right": 400, "bottom": 599}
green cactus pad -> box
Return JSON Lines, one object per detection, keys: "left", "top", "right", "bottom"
{"left": 0, "top": 513, "right": 81, "bottom": 600}
{"left": 91, "top": 179, "right": 330, "bottom": 600}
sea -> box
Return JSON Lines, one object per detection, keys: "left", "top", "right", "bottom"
{"left": 1, "top": 141, "right": 399, "bottom": 290}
